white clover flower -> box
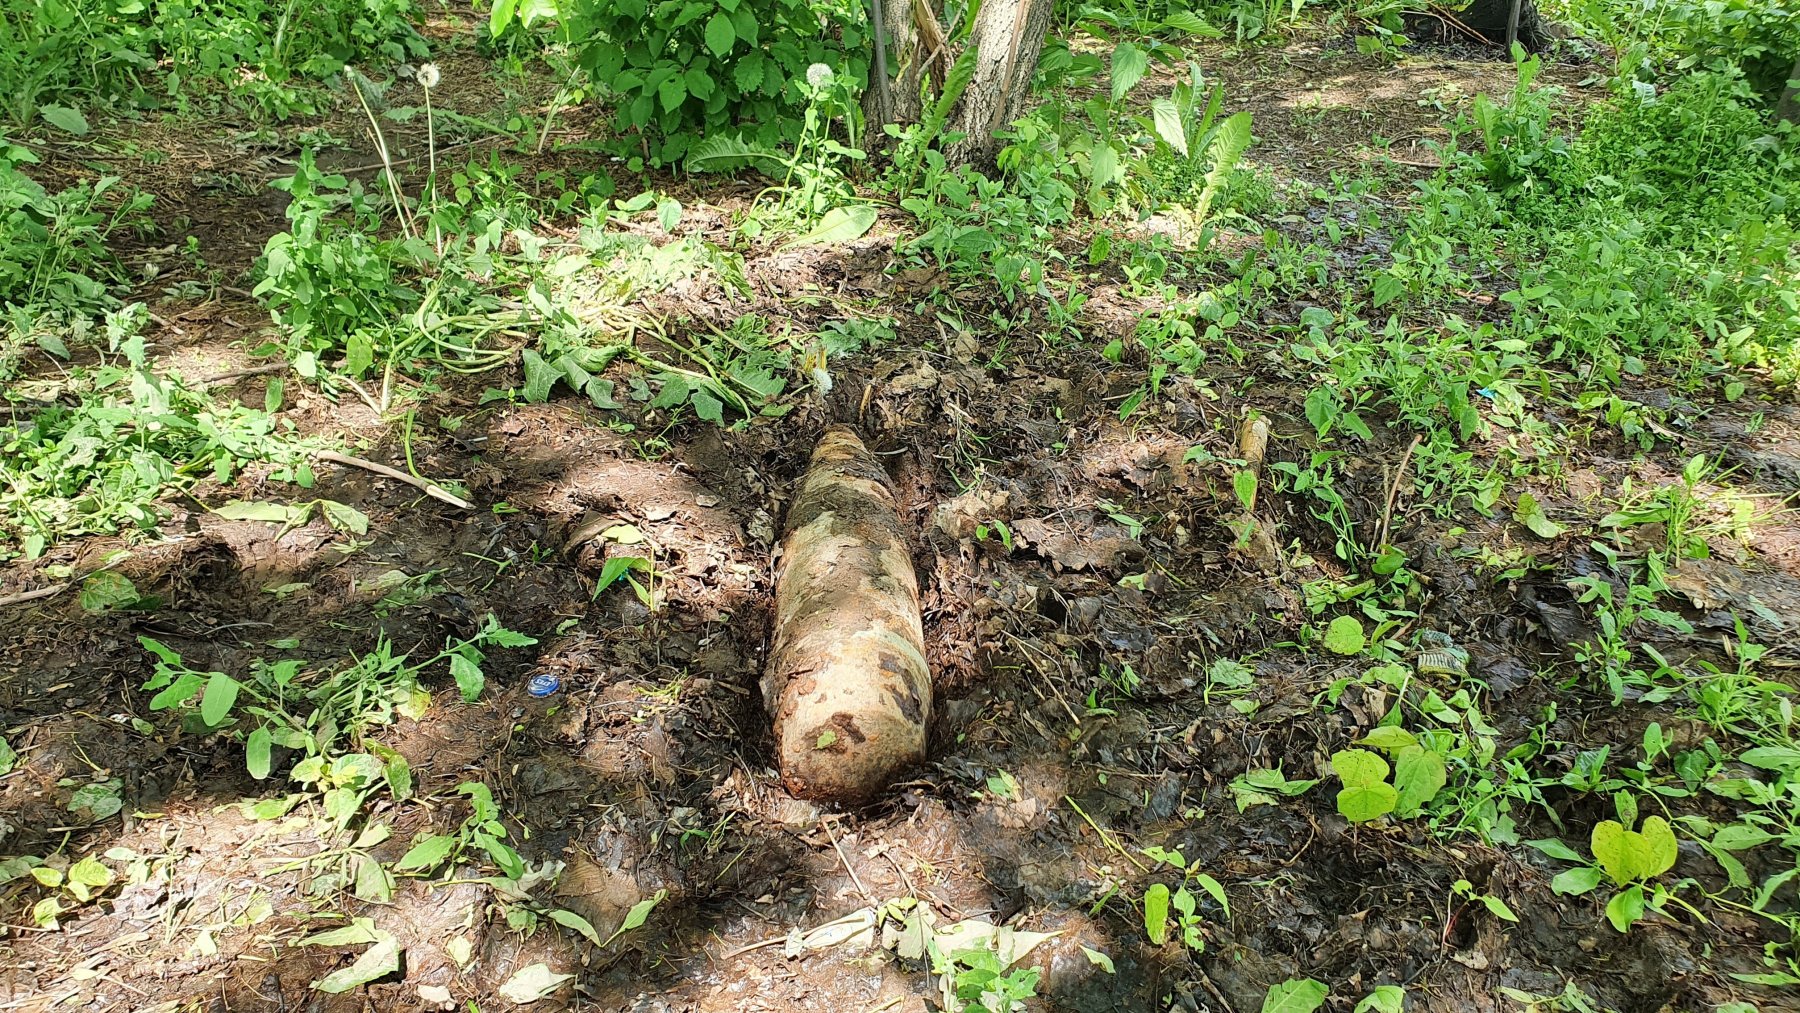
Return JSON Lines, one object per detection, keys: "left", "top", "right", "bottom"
{"left": 417, "top": 63, "right": 442, "bottom": 89}
{"left": 806, "top": 63, "right": 833, "bottom": 89}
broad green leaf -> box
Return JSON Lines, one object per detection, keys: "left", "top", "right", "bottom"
{"left": 200, "top": 672, "right": 239, "bottom": 726}
{"left": 1354, "top": 985, "right": 1405, "bottom": 1013}
{"left": 684, "top": 133, "right": 785, "bottom": 176}
{"left": 301, "top": 919, "right": 382, "bottom": 947}
{"left": 149, "top": 672, "right": 204, "bottom": 712}
{"left": 1261, "top": 978, "right": 1328, "bottom": 1013}
{"left": 320, "top": 501, "right": 370, "bottom": 535}
{"left": 245, "top": 725, "right": 272, "bottom": 779}
{"left": 1150, "top": 97, "right": 1187, "bottom": 156}
{"left": 1636, "top": 816, "right": 1677, "bottom": 878}
{"left": 395, "top": 834, "right": 458, "bottom": 872}
{"left": 1144, "top": 882, "right": 1170, "bottom": 944}
{"left": 1323, "top": 615, "right": 1365, "bottom": 655}
{"left": 1193, "top": 872, "right": 1229, "bottom": 917}
{"left": 1082, "top": 946, "right": 1115, "bottom": 973}
{"left": 784, "top": 204, "right": 877, "bottom": 247}
{"left": 499, "top": 963, "right": 574, "bottom": 1003}
{"left": 1604, "top": 884, "right": 1645, "bottom": 933}
{"left": 1480, "top": 894, "right": 1520, "bottom": 922}
{"left": 79, "top": 572, "right": 139, "bottom": 612}
{"left": 1739, "top": 746, "right": 1800, "bottom": 773}
{"left": 40, "top": 105, "right": 89, "bottom": 135}
{"left": 1331, "top": 749, "right": 1390, "bottom": 788}
{"left": 1514, "top": 492, "right": 1566, "bottom": 539}
{"left": 1336, "top": 782, "right": 1398, "bottom": 822}
{"left": 1552, "top": 865, "right": 1604, "bottom": 896}
{"left": 0, "top": 736, "right": 14, "bottom": 776}
{"left": 703, "top": 11, "right": 736, "bottom": 57}
{"left": 1392, "top": 746, "right": 1447, "bottom": 817}
{"left": 312, "top": 935, "right": 401, "bottom": 993}
{"left": 215, "top": 500, "right": 305, "bottom": 524}
{"left": 1161, "top": 11, "right": 1223, "bottom": 36}
{"left": 1110, "top": 42, "right": 1149, "bottom": 102}
{"left": 67, "top": 856, "right": 111, "bottom": 890}
{"left": 1591, "top": 820, "right": 1630, "bottom": 884}
{"left": 1357, "top": 726, "right": 1418, "bottom": 753}
{"left": 68, "top": 779, "right": 122, "bottom": 819}
{"left": 549, "top": 908, "right": 603, "bottom": 945}
{"left": 449, "top": 652, "right": 485, "bottom": 702}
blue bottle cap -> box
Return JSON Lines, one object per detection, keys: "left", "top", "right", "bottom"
{"left": 526, "top": 673, "right": 561, "bottom": 697}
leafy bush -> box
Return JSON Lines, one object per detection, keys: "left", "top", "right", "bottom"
{"left": 490, "top": 0, "right": 870, "bottom": 166}
{"left": 0, "top": 0, "right": 425, "bottom": 123}
{"left": 0, "top": 145, "right": 150, "bottom": 321}
{"left": 0, "top": 311, "right": 318, "bottom": 559}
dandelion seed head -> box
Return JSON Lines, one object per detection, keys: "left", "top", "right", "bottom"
{"left": 417, "top": 63, "right": 441, "bottom": 89}
{"left": 806, "top": 64, "right": 833, "bottom": 89}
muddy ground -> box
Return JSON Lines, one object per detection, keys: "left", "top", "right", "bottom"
{"left": 2, "top": 18, "right": 1798, "bottom": 1013}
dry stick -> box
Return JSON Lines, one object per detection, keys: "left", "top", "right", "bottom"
{"left": 1375, "top": 434, "right": 1424, "bottom": 555}
{"left": 821, "top": 816, "right": 874, "bottom": 904}
{"left": 0, "top": 583, "right": 70, "bottom": 608}
{"left": 315, "top": 451, "right": 473, "bottom": 510}
{"left": 196, "top": 363, "right": 286, "bottom": 387}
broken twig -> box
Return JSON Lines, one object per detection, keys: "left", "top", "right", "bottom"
{"left": 316, "top": 451, "right": 473, "bottom": 510}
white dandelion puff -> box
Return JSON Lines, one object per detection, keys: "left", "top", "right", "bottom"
{"left": 805, "top": 63, "right": 833, "bottom": 89}
{"left": 417, "top": 63, "right": 441, "bottom": 89}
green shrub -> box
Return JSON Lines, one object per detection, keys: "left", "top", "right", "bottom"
{"left": 490, "top": 0, "right": 870, "bottom": 166}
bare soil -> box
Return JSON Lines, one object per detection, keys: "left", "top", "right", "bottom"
{"left": 1, "top": 24, "right": 1796, "bottom": 1013}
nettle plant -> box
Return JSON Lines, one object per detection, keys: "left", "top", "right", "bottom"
{"left": 490, "top": 0, "right": 869, "bottom": 166}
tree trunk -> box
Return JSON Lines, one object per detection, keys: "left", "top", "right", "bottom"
{"left": 1778, "top": 52, "right": 1800, "bottom": 125}
{"left": 864, "top": 0, "right": 1054, "bottom": 167}
{"left": 1409, "top": 0, "right": 1554, "bottom": 52}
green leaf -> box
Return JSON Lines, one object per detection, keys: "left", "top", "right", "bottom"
{"left": 1552, "top": 865, "right": 1604, "bottom": 895}
{"left": 1081, "top": 945, "right": 1115, "bottom": 973}
{"left": 1336, "top": 782, "right": 1398, "bottom": 822}
{"left": 1143, "top": 882, "right": 1170, "bottom": 944}
{"left": 396, "top": 834, "right": 458, "bottom": 872}
{"left": 489, "top": 0, "right": 520, "bottom": 36}
{"left": 1392, "top": 746, "right": 1447, "bottom": 817}
{"left": 684, "top": 133, "right": 785, "bottom": 176}
{"left": 1150, "top": 97, "right": 1187, "bottom": 156}
{"left": 1161, "top": 11, "right": 1223, "bottom": 36}
{"left": 40, "top": 104, "right": 89, "bottom": 135}
{"left": 321, "top": 500, "right": 370, "bottom": 535}
{"left": 1323, "top": 615, "right": 1365, "bottom": 655}
{"left": 783, "top": 204, "right": 878, "bottom": 247}
{"left": 549, "top": 908, "right": 603, "bottom": 946}
{"left": 245, "top": 726, "right": 273, "bottom": 779}
{"left": 449, "top": 652, "right": 485, "bottom": 702}
{"left": 1357, "top": 726, "right": 1418, "bottom": 753}
{"left": 79, "top": 572, "right": 139, "bottom": 612}
{"left": 499, "top": 963, "right": 575, "bottom": 1003}
{"left": 1331, "top": 748, "right": 1390, "bottom": 788}
{"left": 1604, "top": 883, "right": 1645, "bottom": 933}
{"left": 1480, "top": 893, "right": 1519, "bottom": 923}
{"left": 1232, "top": 469, "right": 1257, "bottom": 512}
{"left": 0, "top": 736, "right": 15, "bottom": 776}
{"left": 1636, "top": 816, "right": 1677, "bottom": 878}
{"left": 1194, "top": 110, "right": 1252, "bottom": 226}
{"left": 1110, "top": 42, "right": 1149, "bottom": 102}
{"left": 1514, "top": 492, "right": 1566, "bottom": 539}
{"left": 215, "top": 500, "right": 306, "bottom": 525}
{"left": 148, "top": 671, "right": 204, "bottom": 711}
{"left": 67, "top": 856, "right": 112, "bottom": 890}
{"left": 302, "top": 918, "right": 382, "bottom": 947}
{"left": 704, "top": 12, "right": 736, "bottom": 57}
{"left": 1526, "top": 838, "right": 1584, "bottom": 862}
{"left": 312, "top": 934, "right": 401, "bottom": 993}
{"left": 604, "top": 888, "right": 667, "bottom": 945}
{"left": 1261, "top": 978, "right": 1328, "bottom": 1013}
{"left": 200, "top": 671, "right": 239, "bottom": 726}
{"left": 1353, "top": 985, "right": 1405, "bottom": 1013}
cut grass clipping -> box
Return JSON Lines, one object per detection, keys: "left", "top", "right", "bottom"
{"left": 767, "top": 427, "right": 930, "bottom": 803}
